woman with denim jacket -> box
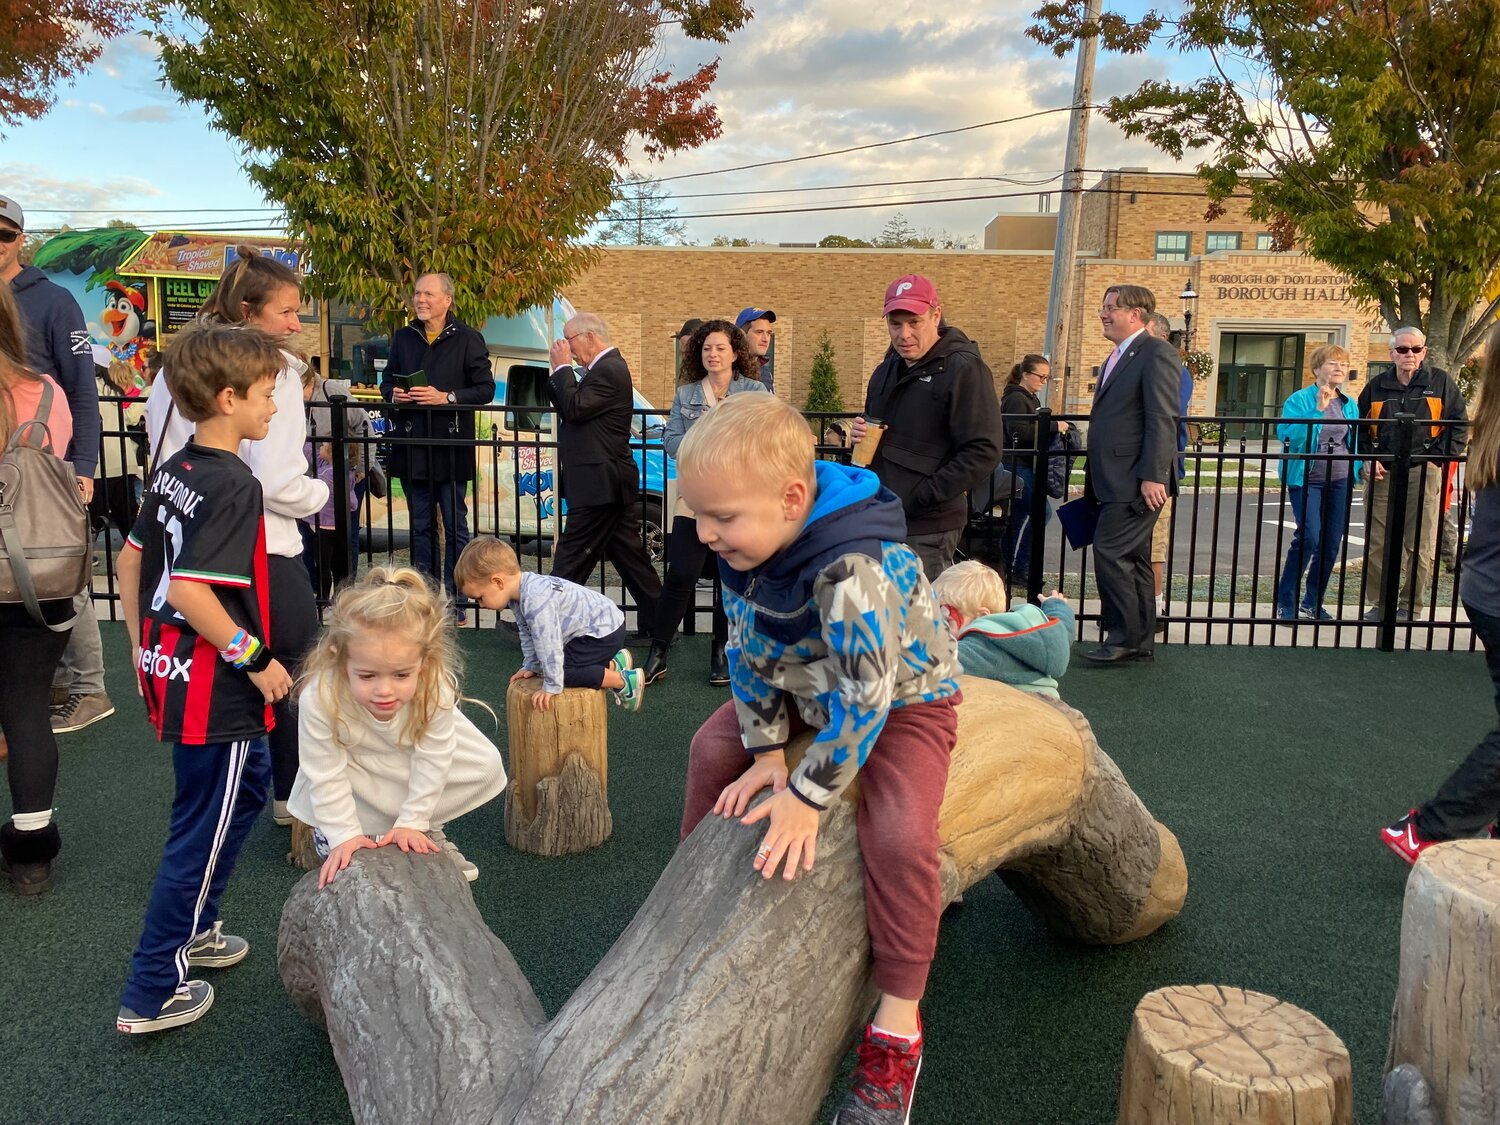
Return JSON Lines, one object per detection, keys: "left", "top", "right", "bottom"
{"left": 1275, "top": 343, "right": 1362, "bottom": 620}
{"left": 644, "top": 320, "right": 767, "bottom": 686}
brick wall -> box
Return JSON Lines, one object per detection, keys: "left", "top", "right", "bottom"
{"left": 561, "top": 243, "right": 1390, "bottom": 423}
{"left": 1088, "top": 171, "right": 1265, "bottom": 262}
{"left": 561, "top": 246, "right": 1054, "bottom": 410}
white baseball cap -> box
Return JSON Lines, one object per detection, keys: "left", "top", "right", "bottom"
{"left": 0, "top": 195, "right": 23, "bottom": 230}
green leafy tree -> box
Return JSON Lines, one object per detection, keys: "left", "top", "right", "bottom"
{"left": 151, "top": 0, "right": 749, "bottom": 324}
{"left": 1030, "top": 0, "right": 1500, "bottom": 368}
{"left": 598, "top": 173, "right": 688, "bottom": 246}
{"left": 804, "top": 330, "right": 845, "bottom": 413}
{"left": 818, "top": 234, "right": 873, "bottom": 248}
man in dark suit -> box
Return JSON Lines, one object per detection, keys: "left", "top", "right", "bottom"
{"left": 1082, "top": 284, "right": 1180, "bottom": 663}
{"left": 546, "top": 313, "right": 661, "bottom": 627}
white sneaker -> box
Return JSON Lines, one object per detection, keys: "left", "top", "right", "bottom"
{"left": 427, "top": 828, "right": 479, "bottom": 882}
{"left": 272, "top": 799, "right": 292, "bottom": 827}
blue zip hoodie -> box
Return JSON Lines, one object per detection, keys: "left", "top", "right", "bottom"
{"left": 10, "top": 265, "right": 99, "bottom": 475}
{"left": 721, "top": 460, "right": 960, "bottom": 809}
{"left": 1277, "top": 383, "right": 1361, "bottom": 488}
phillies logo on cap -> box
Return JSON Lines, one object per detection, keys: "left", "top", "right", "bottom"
{"left": 883, "top": 274, "right": 938, "bottom": 316}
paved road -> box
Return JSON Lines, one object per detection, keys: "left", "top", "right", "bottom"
{"left": 1162, "top": 489, "right": 1368, "bottom": 574}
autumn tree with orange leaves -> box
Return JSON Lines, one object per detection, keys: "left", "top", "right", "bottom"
{"left": 151, "top": 0, "right": 750, "bottom": 321}
{"left": 1, "top": 0, "right": 141, "bottom": 131}
{"left": 1031, "top": 0, "right": 1500, "bottom": 369}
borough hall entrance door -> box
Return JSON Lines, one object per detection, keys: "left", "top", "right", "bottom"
{"left": 1216, "top": 332, "right": 1305, "bottom": 438}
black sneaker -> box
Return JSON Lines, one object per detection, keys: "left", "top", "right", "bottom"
{"left": 117, "top": 981, "right": 214, "bottom": 1034}
{"left": 642, "top": 643, "right": 668, "bottom": 685}
{"left": 707, "top": 642, "right": 729, "bottom": 687}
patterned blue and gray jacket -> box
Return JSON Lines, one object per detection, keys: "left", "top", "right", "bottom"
{"left": 515, "top": 572, "right": 624, "bottom": 694}
{"left": 721, "top": 460, "right": 960, "bottom": 809}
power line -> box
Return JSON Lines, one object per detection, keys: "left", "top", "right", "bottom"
{"left": 654, "top": 106, "right": 1083, "bottom": 182}
{"left": 594, "top": 184, "right": 1254, "bottom": 223}
{"left": 667, "top": 172, "right": 1068, "bottom": 200}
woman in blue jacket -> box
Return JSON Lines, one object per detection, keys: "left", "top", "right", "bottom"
{"left": 1275, "top": 343, "right": 1362, "bottom": 620}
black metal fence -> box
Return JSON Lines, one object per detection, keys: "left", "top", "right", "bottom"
{"left": 92, "top": 396, "right": 1475, "bottom": 653}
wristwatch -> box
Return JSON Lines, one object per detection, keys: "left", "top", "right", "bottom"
{"left": 446, "top": 391, "right": 457, "bottom": 404}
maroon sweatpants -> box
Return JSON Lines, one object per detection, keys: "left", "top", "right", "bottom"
{"left": 680, "top": 694, "right": 960, "bottom": 999}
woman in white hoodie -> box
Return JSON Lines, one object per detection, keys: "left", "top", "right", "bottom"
{"left": 144, "top": 249, "right": 329, "bottom": 825}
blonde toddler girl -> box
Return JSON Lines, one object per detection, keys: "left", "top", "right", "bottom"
{"left": 286, "top": 567, "right": 506, "bottom": 888}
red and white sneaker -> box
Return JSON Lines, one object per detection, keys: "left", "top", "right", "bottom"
{"left": 1381, "top": 809, "right": 1438, "bottom": 865}
{"left": 832, "top": 1020, "right": 923, "bottom": 1125}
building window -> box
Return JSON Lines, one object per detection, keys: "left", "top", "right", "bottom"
{"left": 1154, "top": 232, "right": 1190, "bottom": 261}
{"left": 1205, "top": 232, "right": 1242, "bottom": 253}
{"left": 1254, "top": 232, "right": 1275, "bottom": 251}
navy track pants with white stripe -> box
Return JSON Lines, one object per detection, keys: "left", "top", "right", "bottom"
{"left": 120, "top": 738, "right": 270, "bottom": 1017}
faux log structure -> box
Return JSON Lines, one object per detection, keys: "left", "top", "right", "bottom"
{"left": 288, "top": 818, "right": 320, "bottom": 871}
{"left": 504, "top": 680, "right": 611, "bottom": 855}
{"left": 279, "top": 676, "right": 1187, "bottom": 1125}
{"left": 1118, "top": 985, "right": 1352, "bottom": 1125}
{"left": 1385, "top": 840, "right": 1500, "bottom": 1125}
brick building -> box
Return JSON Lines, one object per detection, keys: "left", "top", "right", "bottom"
{"left": 562, "top": 168, "right": 1395, "bottom": 426}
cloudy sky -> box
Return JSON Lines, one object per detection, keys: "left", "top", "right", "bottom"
{"left": 2, "top": 0, "right": 1199, "bottom": 246}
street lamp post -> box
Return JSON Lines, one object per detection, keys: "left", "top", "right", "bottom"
{"left": 1180, "top": 279, "right": 1198, "bottom": 351}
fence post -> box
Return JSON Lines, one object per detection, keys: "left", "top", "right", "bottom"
{"left": 329, "top": 395, "right": 351, "bottom": 588}
{"left": 1377, "top": 413, "right": 1415, "bottom": 652}
{"left": 1027, "top": 408, "right": 1052, "bottom": 599}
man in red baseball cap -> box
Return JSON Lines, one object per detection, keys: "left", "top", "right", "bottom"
{"left": 849, "top": 274, "right": 1002, "bottom": 577}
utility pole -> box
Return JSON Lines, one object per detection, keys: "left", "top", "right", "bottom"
{"left": 1042, "top": 0, "right": 1102, "bottom": 414}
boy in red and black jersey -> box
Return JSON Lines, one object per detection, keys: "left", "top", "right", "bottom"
{"left": 114, "top": 325, "right": 293, "bottom": 1035}
{"left": 132, "top": 446, "right": 274, "bottom": 744}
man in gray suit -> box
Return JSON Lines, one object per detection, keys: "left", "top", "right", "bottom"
{"left": 1082, "top": 284, "right": 1180, "bottom": 663}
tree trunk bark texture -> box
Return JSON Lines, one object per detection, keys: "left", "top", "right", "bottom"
{"left": 1117, "top": 985, "right": 1352, "bottom": 1125}
{"left": 279, "top": 676, "right": 1187, "bottom": 1125}
{"left": 503, "top": 680, "right": 611, "bottom": 855}
{"left": 1384, "top": 840, "right": 1500, "bottom": 1125}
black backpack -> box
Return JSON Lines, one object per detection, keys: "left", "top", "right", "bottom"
{"left": 0, "top": 380, "right": 90, "bottom": 631}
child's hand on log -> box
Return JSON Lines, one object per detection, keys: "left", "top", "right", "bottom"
{"left": 319, "top": 835, "right": 377, "bottom": 889}
{"left": 378, "top": 826, "right": 441, "bottom": 855}
{"left": 510, "top": 668, "right": 537, "bottom": 683}
{"left": 531, "top": 689, "right": 556, "bottom": 712}
{"left": 743, "top": 790, "right": 820, "bottom": 881}
{"left": 713, "top": 751, "right": 788, "bottom": 819}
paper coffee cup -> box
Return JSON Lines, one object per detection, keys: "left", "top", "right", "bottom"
{"left": 852, "top": 419, "right": 888, "bottom": 467}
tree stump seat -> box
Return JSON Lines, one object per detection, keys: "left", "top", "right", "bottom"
{"left": 1384, "top": 840, "right": 1500, "bottom": 1125}
{"left": 1118, "top": 984, "right": 1352, "bottom": 1125}
{"left": 504, "top": 679, "right": 611, "bottom": 855}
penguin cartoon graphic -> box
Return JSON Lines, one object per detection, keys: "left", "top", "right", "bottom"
{"left": 91, "top": 280, "right": 155, "bottom": 375}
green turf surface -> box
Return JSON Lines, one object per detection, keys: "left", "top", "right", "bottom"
{"left": 1, "top": 623, "right": 1489, "bottom": 1123}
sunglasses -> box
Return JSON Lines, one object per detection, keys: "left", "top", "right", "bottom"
{"left": 0, "top": 229, "right": 20, "bottom": 244}
{"left": 1392, "top": 345, "right": 1425, "bottom": 354}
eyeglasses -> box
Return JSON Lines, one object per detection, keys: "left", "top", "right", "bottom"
{"left": 0, "top": 229, "right": 20, "bottom": 244}
{"left": 564, "top": 331, "right": 589, "bottom": 344}
{"left": 1392, "top": 345, "right": 1425, "bottom": 354}
{"left": 1100, "top": 304, "right": 1121, "bottom": 314}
